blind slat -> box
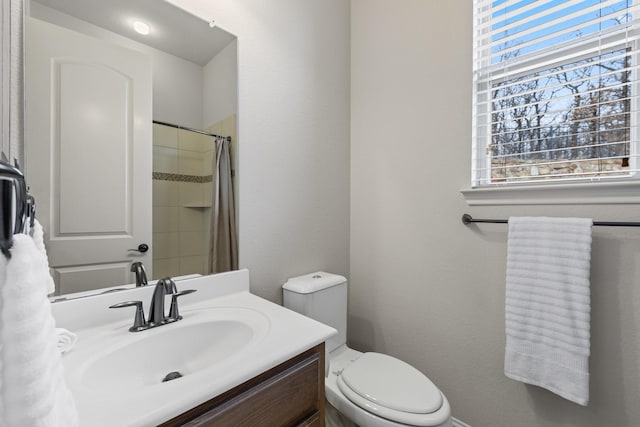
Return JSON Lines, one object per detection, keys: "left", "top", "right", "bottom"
{"left": 490, "top": 140, "right": 630, "bottom": 158}
{"left": 489, "top": 127, "right": 633, "bottom": 146}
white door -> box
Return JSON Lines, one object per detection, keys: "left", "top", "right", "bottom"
{"left": 25, "top": 17, "right": 152, "bottom": 295}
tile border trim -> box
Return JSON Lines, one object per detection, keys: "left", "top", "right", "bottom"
{"left": 153, "top": 172, "right": 213, "bottom": 183}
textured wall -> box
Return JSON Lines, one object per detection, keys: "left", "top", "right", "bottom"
{"left": 350, "top": 1, "right": 640, "bottom": 426}
{"left": 203, "top": 39, "right": 237, "bottom": 129}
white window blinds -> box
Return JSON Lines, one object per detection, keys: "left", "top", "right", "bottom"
{"left": 472, "top": 0, "right": 640, "bottom": 186}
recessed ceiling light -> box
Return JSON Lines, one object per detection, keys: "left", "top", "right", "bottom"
{"left": 133, "top": 21, "right": 150, "bottom": 35}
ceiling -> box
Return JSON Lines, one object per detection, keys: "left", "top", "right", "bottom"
{"left": 32, "top": 0, "right": 235, "bottom": 66}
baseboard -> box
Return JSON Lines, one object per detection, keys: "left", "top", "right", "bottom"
{"left": 452, "top": 416, "right": 472, "bottom": 427}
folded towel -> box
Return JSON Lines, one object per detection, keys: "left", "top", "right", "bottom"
{"left": 0, "top": 234, "right": 78, "bottom": 426}
{"left": 56, "top": 328, "right": 78, "bottom": 354}
{"left": 504, "top": 216, "right": 592, "bottom": 406}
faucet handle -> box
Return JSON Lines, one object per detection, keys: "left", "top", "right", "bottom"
{"left": 109, "top": 301, "right": 147, "bottom": 332}
{"left": 158, "top": 277, "right": 177, "bottom": 293}
{"left": 168, "top": 289, "right": 197, "bottom": 321}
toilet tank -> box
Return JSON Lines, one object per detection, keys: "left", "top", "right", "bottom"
{"left": 283, "top": 272, "right": 347, "bottom": 353}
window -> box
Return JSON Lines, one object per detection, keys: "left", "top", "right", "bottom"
{"left": 472, "top": 0, "right": 639, "bottom": 187}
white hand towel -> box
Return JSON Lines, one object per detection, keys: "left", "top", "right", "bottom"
{"left": 504, "top": 216, "right": 592, "bottom": 406}
{"left": 0, "top": 234, "right": 78, "bottom": 427}
{"left": 56, "top": 328, "right": 78, "bottom": 354}
{"left": 30, "top": 219, "right": 55, "bottom": 295}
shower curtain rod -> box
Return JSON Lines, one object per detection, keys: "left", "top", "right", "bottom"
{"left": 462, "top": 213, "right": 640, "bottom": 227}
{"left": 152, "top": 120, "right": 231, "bottom": 142}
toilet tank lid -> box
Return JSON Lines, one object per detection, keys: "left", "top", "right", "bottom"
{"left": 283, "top": 272, "right": 347, "bottom": 294}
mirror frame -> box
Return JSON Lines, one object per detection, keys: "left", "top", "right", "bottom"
{"left": 1, "top": 0, "right": 24, "bottom": 165}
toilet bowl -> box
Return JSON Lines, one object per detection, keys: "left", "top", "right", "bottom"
{"left": 283, "top": 272, "right": 453, "bottom": 427}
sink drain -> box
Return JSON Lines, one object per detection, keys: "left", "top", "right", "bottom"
{"left": 162, "top": 371, "right": 183, "bottom": 382}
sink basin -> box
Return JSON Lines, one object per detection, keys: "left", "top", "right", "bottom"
{"left": 83, "top": 320, "right": 252, "bottom": 390}
{"left": 65, "top": 307, "right": 270, "bottom": 396}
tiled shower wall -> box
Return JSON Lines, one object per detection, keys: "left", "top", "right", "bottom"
{"left": 152, "top": 124, "right": 209, "bottom": 279}
{"left": 152, "top": 115, "right": 237, "bottom": 279}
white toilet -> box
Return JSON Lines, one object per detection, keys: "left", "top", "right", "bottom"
{"left": 283, "top": 272, "right": 453, "bottom": 427}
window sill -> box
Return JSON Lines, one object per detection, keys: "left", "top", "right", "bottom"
{"left": 461, "top": 180, "right": 640, "bottom": 206}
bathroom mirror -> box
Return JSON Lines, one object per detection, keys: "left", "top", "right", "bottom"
{"left": 23, "top": 0, "right": 238, "bottom": 297}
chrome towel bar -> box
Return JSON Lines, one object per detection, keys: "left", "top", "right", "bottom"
{"left": 462, "top": 214, "right": 640, "bottom": 228}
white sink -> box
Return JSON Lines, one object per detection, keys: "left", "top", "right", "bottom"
{"left": 65, "top": 307, "right": 270, "bottom": 396}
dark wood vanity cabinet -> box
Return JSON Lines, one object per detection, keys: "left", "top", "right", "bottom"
{"left": 159, "top": 343, "right": 326, "bottom": 427}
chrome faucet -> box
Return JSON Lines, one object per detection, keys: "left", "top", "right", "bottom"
{"left": 148, "top": 277, "right": 177, "bottom": 324}
{"left": 130, "top": 262, "right": 148, "bottom": 287}
{"left": 109, "top": 277, "right": 197, "bottom": 332}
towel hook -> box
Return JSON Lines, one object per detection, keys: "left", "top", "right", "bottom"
{"left": 0, "top": 160, "right": 35, "bottom": 258}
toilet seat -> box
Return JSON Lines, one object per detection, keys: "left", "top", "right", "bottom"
{"left": 336, "top": 352, "right": 444, "bottom": 426}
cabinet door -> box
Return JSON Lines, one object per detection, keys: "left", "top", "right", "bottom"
{"left": 185, "top": 353, "right": 320, "bottom": 427}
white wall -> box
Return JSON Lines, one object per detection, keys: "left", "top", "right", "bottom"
{"left": 150, "top": 53, "right": 203, "bottom": 129}
{"left": 203, "top": 39, "right": 237, "bottom": 128}
{"left": 171, "top": 0, "right": 351, "bottom": 302}
{"left": 351, "top": 1, "right": 640, "bottom": 426}
{"left": 29, "top": 2, "right": 204, "bottom": 129}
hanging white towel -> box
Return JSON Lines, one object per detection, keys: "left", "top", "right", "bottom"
{"left": 0, "top": 233, "right": 78, "bottom": 427}
{"left": 30, "top": 219, "right": 55, "bottom": 295}
{"left": 504, "top": 216, "right": 592, "bottom": 406}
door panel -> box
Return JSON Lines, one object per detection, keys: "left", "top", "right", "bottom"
{"left": 52, "top": 262, "right": 131, "bottom": 295}
{"left": 57, "top": 61, "right": 130, "bottom": 234}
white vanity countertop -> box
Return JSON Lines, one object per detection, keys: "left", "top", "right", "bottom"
{"left": 53, "top": 269, "right": 336, "bottom": 427}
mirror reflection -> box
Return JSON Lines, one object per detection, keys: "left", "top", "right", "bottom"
{"left": 24, "top": 0, "right": 238, "bottom": 296}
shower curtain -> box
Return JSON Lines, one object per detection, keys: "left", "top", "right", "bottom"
{"left": 209, "top": 136, "right": 238, "bottom": 273}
